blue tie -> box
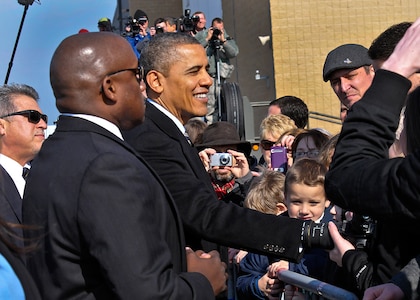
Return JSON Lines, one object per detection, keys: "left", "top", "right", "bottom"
{"left": 22, "top": 167, "right": 30, "bottom": 180}
{"left": 184, "top": 132, "right": 192, "bottom": 146}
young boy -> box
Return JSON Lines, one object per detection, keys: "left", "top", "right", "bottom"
{"left": 237, "top": 159, "right": 333, "bottom": 299}
{"left": 235, "top": 170, "right": 288, "bottom": 299}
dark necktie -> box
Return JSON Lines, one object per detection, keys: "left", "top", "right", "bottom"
{"left": 22, "top": 167, "right": 30, "bottom": 180}
{"left": 184, "top": 132, "right": 193, "bottom": 146}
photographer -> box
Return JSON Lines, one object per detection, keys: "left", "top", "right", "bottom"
{"left": 121, "top": 10, "right": 151, "bottom": 58}
{"left": 195, "top": 18, "right": 239, "bottom": 124}
{"left": 155, "top": 16, "right": 178, "bottom": 34}
{"left": 195, "top": 121, "right": 254, "bottom": 207}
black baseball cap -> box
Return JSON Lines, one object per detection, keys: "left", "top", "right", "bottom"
{"left": 323, "top": 44, "right": 372, "bottom": 82}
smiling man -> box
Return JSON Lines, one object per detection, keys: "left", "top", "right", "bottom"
{"left": 123, "top": 32, "right": 333, "bottom": 276}
{"left": 323, "top": 44, "right": 375, "bottom": 111}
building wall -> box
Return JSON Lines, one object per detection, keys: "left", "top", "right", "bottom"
{"left": 269, "top": 0, "right": 420, "bottom": 134}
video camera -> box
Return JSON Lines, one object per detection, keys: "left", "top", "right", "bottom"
{"left": 339, "top": 213, "right": 377, "bottom": 250}
{"left": 122, "top": 16, "right": 147, "bottom": 37}
{"left": 177, "top": 9, "right": 199, "bottom": 33}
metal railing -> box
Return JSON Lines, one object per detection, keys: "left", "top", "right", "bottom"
{"left": 278, "top": 270, "right": 359, "bottom": 300}
{"left": 308, "top": 111, "right": 342, "bottom": 125}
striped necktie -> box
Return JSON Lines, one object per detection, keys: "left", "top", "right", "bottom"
{"left": 184, "top": 132, "right": 192, "bottom": 146}
{"left": 22, "top": 167, "right": 30, "bottom": 180}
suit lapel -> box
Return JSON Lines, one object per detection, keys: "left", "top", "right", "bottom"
{"left": 0, "top": 166, "right": 23, "bottom": 223}
{"left": 145, "top": 103, "right": 213, "bottom": 187}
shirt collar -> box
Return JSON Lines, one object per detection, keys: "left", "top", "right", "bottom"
{"left": 147, "top": 99, "right": 186, "bottom": 135}
{"left": 60, "top": 113, "right": 124, "bottom": 140}
{"left": 0, "top": 154, "right": 26, "bottom": 198}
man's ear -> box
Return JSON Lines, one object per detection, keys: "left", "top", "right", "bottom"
{"left": 146, "top": 70, "right": 164, "bottom": 94}
{"left": 0, "top": 119, "right": 6, "bottom": 136}
{"left": 101, "top": 77, "right": 117, "bottom": 103}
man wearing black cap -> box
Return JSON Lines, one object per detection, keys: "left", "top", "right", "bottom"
{"left": 195, "top": 121, "right": 254, "bottom": 206}
{"left": 323, "top": 43, "right": 375, "bottom": 113}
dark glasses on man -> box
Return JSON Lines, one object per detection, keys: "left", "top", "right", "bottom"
{"left": 106, "top": 64, "right": 144, "bottom": 84}
{"left": 260, "top": 139, "right": 276, "bottom": 150}
{"left": 0, "top": 110, "right": 48, "bottom": 124}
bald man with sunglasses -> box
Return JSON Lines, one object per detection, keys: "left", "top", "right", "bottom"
{"left": 0, "top": 83, "right": 47, "bottom": 248}
{"left": 22, "top": 32, "right": 227, "bottom": 300}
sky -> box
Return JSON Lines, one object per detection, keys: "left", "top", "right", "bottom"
{"left": 0, "top": 0, "right": 117, "bottom": 126}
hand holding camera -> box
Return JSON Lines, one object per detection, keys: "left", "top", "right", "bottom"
{"left": 210, "top": 153, "right": 233, "bottom": 167}
{"left": 199, "top": 149, "right": 250, "bottom": 178}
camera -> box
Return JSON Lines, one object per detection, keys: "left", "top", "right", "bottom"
{"left": 211, "top": 28, "right": 221, "bottom": 39}
{"left": 210, "top": 153, "right": 233, "bottom": 167}
{"left": 156, "top": 26, "right": 164, "bottom": 34}
{"left": 270, "top": 146, "right": 288, "bottom": 174}
{"left": 122, "top": 16, "right": 143, "bottom": 37}
{"left": 339, "top": 213, "right": 377, "bottom": 250}
{"left": 177, "top": 9, "right": 200, "bottom": 33}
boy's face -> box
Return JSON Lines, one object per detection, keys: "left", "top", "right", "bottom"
{"left": 285, "top": 183, "right": 330, "bottom": 222}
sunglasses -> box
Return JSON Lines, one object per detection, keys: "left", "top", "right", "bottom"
{"left": 0, "top": 110, "right": 48, "bottom": 124}
{"left": 106, "top": 64, "right": 144, "bottom": 84}
{"left": 260, "top": 139, "right": 276, "bottom": 150}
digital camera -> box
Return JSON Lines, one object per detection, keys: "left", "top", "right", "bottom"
{"left": 270, "top": 146, "right": 288, "bottom": 174}
{"left": 210, "top": 153, "right": 233, "bottom": 167}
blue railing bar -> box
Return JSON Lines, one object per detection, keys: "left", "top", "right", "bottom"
{"left": 278, "top": 270, "right": 359, "bottom": 300}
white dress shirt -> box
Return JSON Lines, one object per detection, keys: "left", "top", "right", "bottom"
{"left": 0, "top": 154, "right": 27, "bottom": 198}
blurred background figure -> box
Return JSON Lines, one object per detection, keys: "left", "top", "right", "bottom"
{"left": 267, "top": 95, "right": 309, "bottom": 129}
{"left": 97, "top": 17, "right": 113, "bottom": 32}
{"left": 184, "top": 118, "right": 207, "bottom": 145}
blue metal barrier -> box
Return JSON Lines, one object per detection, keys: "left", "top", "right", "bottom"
{"left": 278, "top": 270, "right": 359, "bottom": 300}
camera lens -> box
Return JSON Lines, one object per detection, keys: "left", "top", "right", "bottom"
{"left": 219, "top": 154, "right": 231, "bottom": 165}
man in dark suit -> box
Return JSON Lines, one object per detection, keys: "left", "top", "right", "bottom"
{"left": 123, "top": 33, "right": 332, "bottom": 264}
{"left": 22, "top": 32, "right": 227, "bottom": 299}
{"left": 0, "top": 83, "right": 47, "bottom": 248}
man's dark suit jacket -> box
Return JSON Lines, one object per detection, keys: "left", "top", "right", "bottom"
{"left": 0, "top": 166, "right": 24, "bottom": 248}
{"left": 22, "top": 116, "right": 214, "bottom": 300}
{"left": 123, "top": 101, "right": 305, "bottom": 262}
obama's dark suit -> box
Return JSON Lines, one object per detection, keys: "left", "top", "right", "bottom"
{"left": 123, "top": 101, "right": 305, "bottom": 262}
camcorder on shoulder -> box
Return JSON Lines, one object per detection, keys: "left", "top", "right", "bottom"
{"left": 177, "top": 9, "right": 200, "bottom": 33}
{"left": 122, "top": 16, "right": 147, "bottom": 37}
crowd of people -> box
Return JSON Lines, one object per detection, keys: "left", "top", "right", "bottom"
{"left": 0, "top": 6, "right": 420, "bottom": 300}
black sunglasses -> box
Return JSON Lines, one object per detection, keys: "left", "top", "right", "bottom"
{"left": 260, "top": 139, "right": 276, "bottom": 150}
{"left": 0, "top": 110, "right": 48, "bottom": 124}
{"left": 106, "top": 64, "right": 144, "bottom": 84}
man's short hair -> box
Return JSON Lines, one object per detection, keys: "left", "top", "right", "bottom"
{"left": 269, "top": 96, "right": 308, "bottom": 128}
{"left": 140, "top": 32, "right": 201, "bottom": 86}
{"left": 323, "top": 44, "right": 372, "bottom": 82}
{"left": 368, "top": 22, "right": 412, "bottom": 61}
